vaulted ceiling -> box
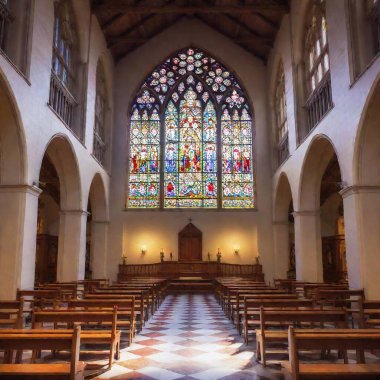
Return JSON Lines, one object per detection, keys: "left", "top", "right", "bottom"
{"left": 91, "top": 0, "right": 290, "bottom": 62}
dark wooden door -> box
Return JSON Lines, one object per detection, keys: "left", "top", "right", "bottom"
{"left": 178, "top": 223, "right": 202, "bottom": 261}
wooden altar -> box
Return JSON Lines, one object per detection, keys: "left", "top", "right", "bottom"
{"left": 117, "top": 261, "right": 264, "bottom": 281}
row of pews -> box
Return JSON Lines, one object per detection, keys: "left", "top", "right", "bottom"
{"left": 0, "top": 277, "right": 168, "bottom": 379}
{"left": 214, "top": 277, "right": 380, "bottom": 379}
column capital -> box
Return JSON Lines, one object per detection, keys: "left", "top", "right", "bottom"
{"left": 0, "top": 184, "right": 42, "bottom": 197}
{"left": 60, "top": 209, "right": 90, "bottom": 217}
{"left": 340, "top": 185, "right": 380, "bottom": 199}
{"left": 292, "top": 210, "right": 320, "bottom": 217}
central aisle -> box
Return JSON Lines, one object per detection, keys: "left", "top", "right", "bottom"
{"left": 95, "top": 294, "right": 280, "bottom": 380}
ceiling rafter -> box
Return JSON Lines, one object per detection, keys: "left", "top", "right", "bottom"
{"left": 94, "top": 4, "right": 289, "bottom": 14}
{"left": 194, "top": 14, "right": 267, "bottom": 62}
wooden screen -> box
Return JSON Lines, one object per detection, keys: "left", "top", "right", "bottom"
{"left": 178, "top": 223, "right": 202, "bottom": 261}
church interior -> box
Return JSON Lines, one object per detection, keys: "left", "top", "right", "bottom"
{"left": 0, "top": 0, "right": 380, "bottom": 379}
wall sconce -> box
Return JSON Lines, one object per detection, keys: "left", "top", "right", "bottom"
{"left": 141, "top": 245, "right": 147, "bottom": 255}
{"left": 233, "top": 245, "right": 240, "bottom": 255}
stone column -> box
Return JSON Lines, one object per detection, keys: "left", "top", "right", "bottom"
{"left": 91, "top": 220, "right": 109, "bottom": 279}
{"left": 0, "top": 185, "right": 42, "bottom": 299}
{"left": 340, "top": 186, "right": 380, "bottom": 298}
{"left": 273, "top": 221, "right": 290, "bottom": 279}
{"left": 57, "top": 210, "right": 88, "bottom": 282}
{"left": 292, "top": 210, "right": 323, "bottom": 282}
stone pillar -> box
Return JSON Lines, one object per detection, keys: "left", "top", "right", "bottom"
{"left": 57, "top": 210, "right": 88, "bottom": 282}
{"left": 273, "top": 221, "right": 290, "bottom": 279}
{"left": 0, "top": 185, "right": 41, "bottom": 299}
{"left": 91, "top": 220, "right": 109, "bottom": 279}
{"left": 340, "top": 186, "right": 380, "bottom": 298}
{"left": 292, "top": 210, "right": 323, "bottom": 282}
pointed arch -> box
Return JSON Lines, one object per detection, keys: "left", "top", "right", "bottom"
{"left": 127, "top": 47, "right": 255, "bottom": 209}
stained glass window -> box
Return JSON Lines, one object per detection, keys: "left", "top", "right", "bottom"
{"left": 127, "top": 47, "right": 255, "bottom": 209}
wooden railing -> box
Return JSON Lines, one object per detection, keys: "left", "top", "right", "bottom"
{"left": 118, "top": 261, "right": 264, "bottom": 281}
{"left": 93, "top": 131, "right": 106, "bottom": 166}
{"left": 305, "top": 73, "right": 333, "bottom": 133}
{"left": 277, "top": 132, "right": 289, "bottom": 167}
{"left": 0, "top": 1, "right": 12, "bottom": 50}
{"left": 48, "top": 71, "right": 77, "bottom": 128}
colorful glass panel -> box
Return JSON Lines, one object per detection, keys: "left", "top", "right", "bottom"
{"left": 128, "top": 47, "right": 255, "bottom": 209}
{"left": 128, "top": 90, "right": 160, "bottom": 208}
{"left": 164, "top": 88, "right": 217, "bottom": 208}
{"left": 221, "top": 90, "right": 254, "bottom": 208}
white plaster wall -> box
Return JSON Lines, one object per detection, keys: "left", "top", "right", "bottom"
{"left": 109, "top": 18, "right": 274, "bottom": 282}
{"left": 0, "top": 0, "right": 112, "bottom": 297}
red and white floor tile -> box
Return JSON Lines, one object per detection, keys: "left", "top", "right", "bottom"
{"left": 93, "top": 294, "right": 282, "bottom": 380}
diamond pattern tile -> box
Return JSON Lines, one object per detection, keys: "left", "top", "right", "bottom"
{"left": 92, "top": 294, "right": 282, "bottom": 380}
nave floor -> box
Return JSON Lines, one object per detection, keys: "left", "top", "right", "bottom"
{"left": 93, "top": 294, "right": 283, "bottom": 380}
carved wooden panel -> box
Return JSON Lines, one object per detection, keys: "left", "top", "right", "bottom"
{"left": 178, "top": 223, "right": 202, "bottom": 261}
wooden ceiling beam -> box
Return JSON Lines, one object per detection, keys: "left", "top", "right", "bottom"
{"left": 194, "top": 14, "right": 267, "bottom": 62}
{"left": 95, "top": 4, "right": 289, "bottom": 15}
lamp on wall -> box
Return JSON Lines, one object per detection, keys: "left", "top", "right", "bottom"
{"left": 141, "top": 245, "right": 147, "bottom": 255}
{"left": 233, "top": 245, "right": 240, "bottom": 255}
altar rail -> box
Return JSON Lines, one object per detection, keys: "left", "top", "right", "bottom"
{"left": 118, "top": 261, "right": 264, "bottom": 281}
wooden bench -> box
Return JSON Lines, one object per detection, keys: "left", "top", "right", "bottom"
{"left": 66, "top": 298, "right": 136, "bottom": 339}
{"left": 255, "top": 307, "right": 349, "bottom": 366}
{"left": 84, "top": 292, "right": 146, "bottom": 331}
{"left": 0, "top": 298, "right": 24, "bottom": 329}
{"left": 231, "top": 293, "right": 299, "bottom": 333}
{"left": 17, "top": 289, "right": 62, "bottom": 312}
{"left": 285, "top": 327, "right": 380, "bottom": 379}
{"left": 0, "top": 327, "right": 85, "bottom": 379}
{"left": 32, "top": 308, "right": 120, "bottom": 368}
{"left": 243, "top": 298, "right": 315, "bottom": 343}
{"left": 358, "top": 298, "right": 380, "bottom": 328}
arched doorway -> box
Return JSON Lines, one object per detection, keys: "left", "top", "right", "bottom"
{"left": 320, "top": 155, "right": 347, "bottom": 283}
{"left": 36, "top": 135, "right": 83, "bottom": 283}
{"left": 87, "top": 173, "right": 108, "bottom": 279}
{"left": 297, "top": 135, "right": 346, "bottom": 282}
{"left": 35, "top": 155, "right": 60, "bottom": 284}
{"left": 273, "top": 173, "right": 295, "bottom": 279}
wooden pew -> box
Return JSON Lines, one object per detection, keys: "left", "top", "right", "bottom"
{"left": 66, "top": 298, "right": 136, "bottom": 339}
{"left": 32, "top": 308, "right": 121, "bottom": 368}
{"left": 0, "top": 298, "right": 24, "bottom": 329}
{"left": 255, "top": 307, "right": 349, "bottom": 366}
{"left": 286, "top": 327, "right": 380, "bottom": 379}
{"left": 243, "top": 298, "right": 315, "bottom": 343}
{"left": 17, "top": 289, "right": 62, "bottom": 311}
{"left": 84, "top": 292, "right": 146, "bottom": 332}
{"left": 358, "top": 298, "right": 380, "bottom": 328}
{"left": 0, "top": 327, "right": 85, "bottom": 379}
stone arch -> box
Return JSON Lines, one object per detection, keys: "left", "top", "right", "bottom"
{"left": 0, "top": 69, "right": 29, "bottom": 298}
{"left": 346, "top": 73, "right": 380, "bottom": 297}
{"left": 354, "top": 72, "right": 380, "bottom": 185}
{"left": 41, "top": 134, "right": 82, "bottom": 211}
{"left": 39, "top": 135, "right": 84, "bottom": 282}
{"left": 273, "top": 173, "right": 295, "bottom": 278}
{"left": 296, "top": 134, "right": 345, "bottom": 282}
{"left": 86, "top": 173, "right": 109, "bottom": 279}
{"left": 0, "top": 70, "right": 27, "bottom": 184}
{"left": 298, "top": 134, "right": 341, "bottom": 211}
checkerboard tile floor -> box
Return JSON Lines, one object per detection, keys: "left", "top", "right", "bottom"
{"left": 92, "top": 294, "right": 283, "bottom": 380}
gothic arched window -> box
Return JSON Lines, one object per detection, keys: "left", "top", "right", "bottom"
{"left": 128, "top": 48, "right": 255, "bottom": 209}
{"left": 274, "top": 61, "right": 288, "bottom": 166}
{"left": 49, "top": 0, "right": 78, "bottom": 129}
{"left": 304, "top": 0, "right": 333, "bottom": 130}
{"left": 93, "top": 61, "right": 108, "bottom": 166}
